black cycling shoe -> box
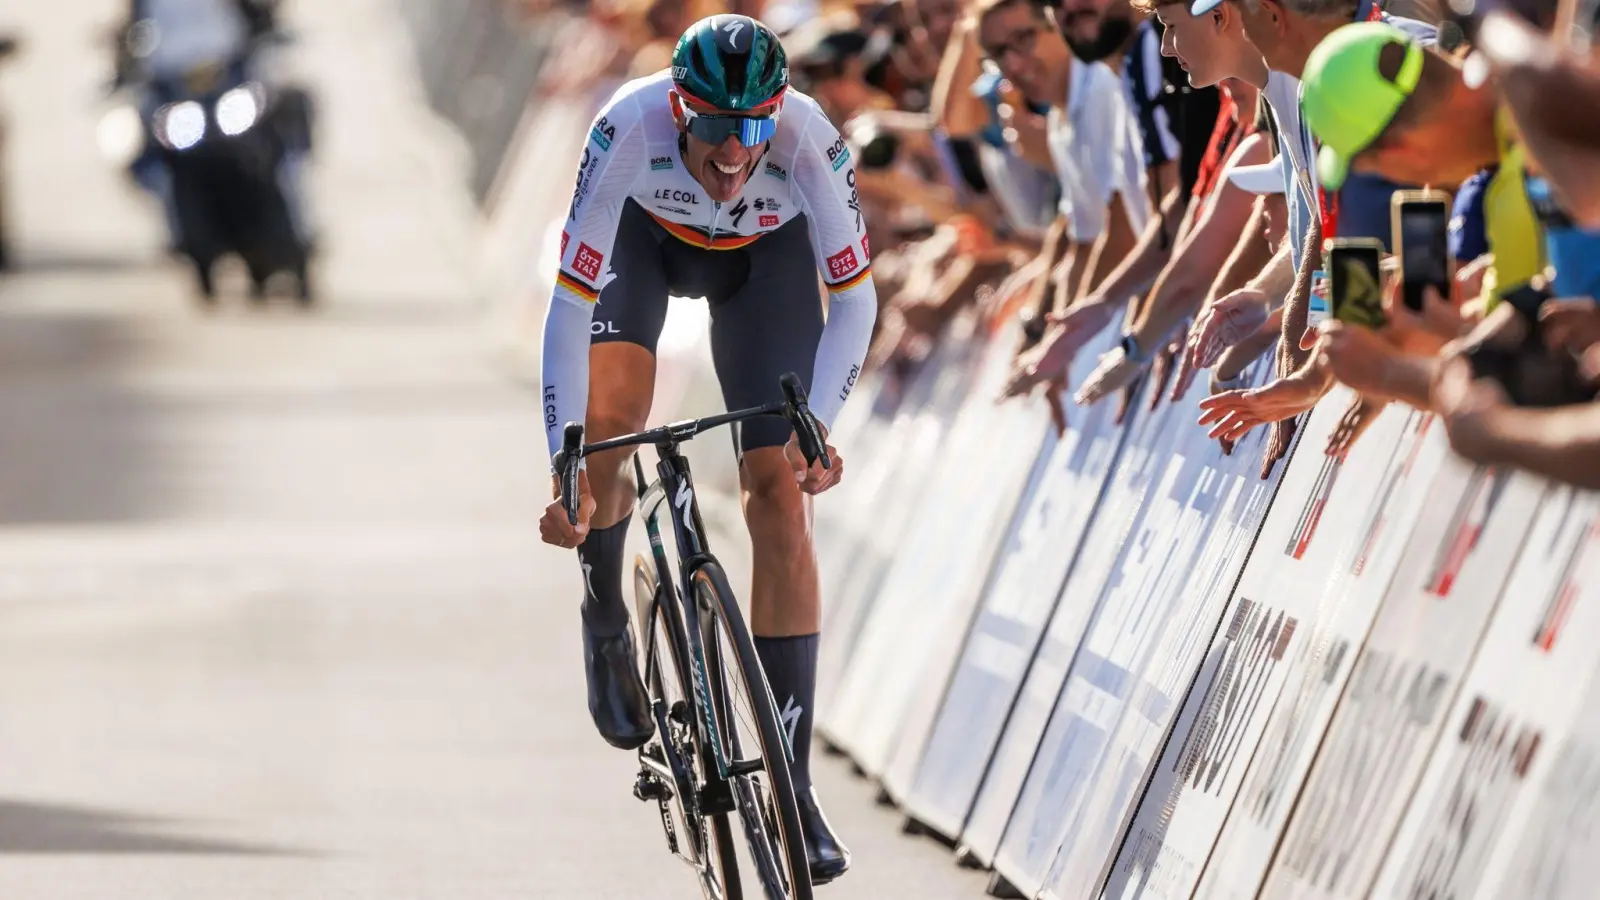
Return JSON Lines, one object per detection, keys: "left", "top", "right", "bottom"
{"left": 798, "top": 787, "right": 851, "bottom": 885}
{"left": 583, "top": 624, "right": 654, "bottom": 751}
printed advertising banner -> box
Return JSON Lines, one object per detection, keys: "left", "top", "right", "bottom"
{"left": 1194, "top": 411, "right": 1453, "bottom": 900}
{"left": 829, "top": 318, "right": 1053, "bottom": 777}
{"left": 1493, "top": 579, "right": 1600, "bottom": 900}
{"left": 1375, "top": 489, "right": 1600, "bottom": 899}
{"left": 899, "top": 327, "right": 1128, "bottom": 840}
{"left": 959, "top": 374, "right": 1179, "bottom": 868}
{"left": 1259, "top": 463, "right": 1546, "bottom": 900}
{"left": 1040, "top": 390, "right": 1286, "bottom": 900}
{"left": 991, "top": 366, "right": 1278, "bottom": 899}
{"left": 816, "top": 329, "right": 983, "bottom": 714}
{"left": 1104, "top": 397, "right": 1437, "bottom": 900}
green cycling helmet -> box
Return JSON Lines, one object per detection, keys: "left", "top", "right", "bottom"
{"left": 671, "top": 14, "right": 788, "bottom": 112}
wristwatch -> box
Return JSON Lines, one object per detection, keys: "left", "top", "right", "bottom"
{"left": 1119, "top": 333, "right": 1148, "bottom": 364}
{"left": 1212, "top": 372, "right": 1248, "bottom": 391}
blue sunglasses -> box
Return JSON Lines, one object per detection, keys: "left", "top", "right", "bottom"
{"left": 682, "top": 107, "right": 779, "bottom": 147}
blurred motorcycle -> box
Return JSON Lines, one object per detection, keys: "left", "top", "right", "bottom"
{"left": 108, "top": 5, "right": 315, "bottom": 307}
{"left": 0, "top": 34, "right": 20, "bottom": 272}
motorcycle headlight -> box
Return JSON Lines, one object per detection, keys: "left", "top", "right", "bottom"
{"left": 157, "top": 101, "right": 207, "bottom": 151}
{"left": 215, "top": 85, "right": 262, "bottom": 137}
{"left": 97, "top": 103, "right": 145, "bottom": 167}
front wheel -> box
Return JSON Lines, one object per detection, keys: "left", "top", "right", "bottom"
{"left": 634, "top": 558, "right": 740, "bottom": 900}
{"left": 694, "top": 562, "right": 813, "bottom": 900}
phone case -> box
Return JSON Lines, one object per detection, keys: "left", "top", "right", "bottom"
{"left": 1328, "top": 238, "right": 1387, "bottom": 329}
{"left": 1392, "top": 189, "right": 1454, "bottom": 311}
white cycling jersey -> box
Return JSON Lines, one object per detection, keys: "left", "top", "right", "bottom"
{"left": 541, "top": 70, "right": 878, "bottom": 459}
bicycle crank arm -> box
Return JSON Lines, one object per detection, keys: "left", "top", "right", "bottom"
{"left": 725, "top": 757, "right": 766, "bottom": 777}
{"left": 636, "top": 751, "right": 677, "bottom": 798}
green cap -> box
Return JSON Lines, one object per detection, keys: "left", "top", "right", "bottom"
{"left": 1300, "top": 22, "right": 1424, "bottom": 190}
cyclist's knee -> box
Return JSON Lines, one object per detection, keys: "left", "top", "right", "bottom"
{"left": 739, "top": 449, "right": 808, "bottom": 524}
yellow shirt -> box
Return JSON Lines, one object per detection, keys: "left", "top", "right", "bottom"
{"left": 1481, "top": 105, "right": 1545, "bottom": 308}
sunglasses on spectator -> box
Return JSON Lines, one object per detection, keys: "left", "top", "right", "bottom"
{"left": 675, "top": 90, "right": 784, "bottom": 147}
{"left": 981, "top": 24, "right": 1041, "bottom": 60}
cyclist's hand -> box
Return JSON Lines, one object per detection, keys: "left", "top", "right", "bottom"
{"left": 540, "top": 469, "right": 596, "bottom": 549}
{"left": 786, "top": 430, "right": 844, "bottom": 495}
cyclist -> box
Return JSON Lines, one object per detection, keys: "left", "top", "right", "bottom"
{"left": 537, "top": 15, "right": 876, "bottom": 884}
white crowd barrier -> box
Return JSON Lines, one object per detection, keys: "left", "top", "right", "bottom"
{"left": 463, "top": 47, "right": 1600, "bottom": 898}
{"left": 809, "top": 314, "right": 1600, "bottom": 900}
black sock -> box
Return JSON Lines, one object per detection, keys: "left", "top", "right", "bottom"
{"left": 576, "top": 514, "right": 632, "bottom": 636}
{"left": 755, "top": 633, "right": 820, "bottom": 792}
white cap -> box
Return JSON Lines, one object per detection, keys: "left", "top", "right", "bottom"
{"left": 1227, "top": 161, "right": 1286, "bottom": 196}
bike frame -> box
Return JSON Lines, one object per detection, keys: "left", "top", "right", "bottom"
{"left": 635, "top": 438, "right": 733, "bottom": 780}
{"left": 559, "top": 380, "right": 826, "bottom": 892}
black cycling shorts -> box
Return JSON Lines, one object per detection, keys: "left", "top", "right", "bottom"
{"left": 591, "top": 199, "right": 825, "bottom": 452}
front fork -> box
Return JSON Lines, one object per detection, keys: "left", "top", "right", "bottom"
{"left": 633, "top": 452, "right": 736, "bottom": 856}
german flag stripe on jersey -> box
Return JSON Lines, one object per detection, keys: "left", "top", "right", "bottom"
{"left": 828, "top": 266, "right": 872, "bottom": 293}
{"left": 555, "top": 270, "right": 600, "bottom": 302}
{"left": 646, "top": 210, "right": 764, "bottom": 251}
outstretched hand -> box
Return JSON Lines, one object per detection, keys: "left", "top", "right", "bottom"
{"left": 1000, "top": 301, "right": 1118, "bottom": 399}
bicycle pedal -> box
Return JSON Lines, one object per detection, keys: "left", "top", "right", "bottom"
{"left": 633, "top": 772, "right": 674, "bottom": 803}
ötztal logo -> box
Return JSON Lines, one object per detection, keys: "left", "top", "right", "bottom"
{"left": 572, "top": 243, "right": 605, "bottom": 282}
{"left": 560, "top": 231, "right": 569, "bottom": 257}
{"left": 860, "top": 233, "right": 870, "bottom": 261}
{"left": 760, "top": 214, "right": 780, "bottom": 228}
{"left": 827, "top": 246, "right": 859, "bottom": 281}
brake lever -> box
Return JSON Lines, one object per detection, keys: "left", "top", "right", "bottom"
{"left": 557, "top": 422, "right": 585, "bottom": 525}
{"left": 779, "top": 373, "right": 831, "bottom": 471}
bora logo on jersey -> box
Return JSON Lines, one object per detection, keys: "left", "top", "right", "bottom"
{"left": 827, "top": 137, "right": 851, "bottom": 172}
{"left": 650, "top": 156, "right": 674, "bottom": 171}
{"left": 590, "top": 117, "right": 616, "bottom": 151}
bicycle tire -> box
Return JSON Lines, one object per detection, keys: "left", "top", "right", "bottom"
{"left": 692, "top": 562, "right": 813, "bottom": 900}
{"left": 634, "top": 558, "right": 741, "bottom": 900}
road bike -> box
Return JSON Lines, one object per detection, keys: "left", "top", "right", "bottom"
{"left": 556, "top": 373, "right": 827, "bottom": 900}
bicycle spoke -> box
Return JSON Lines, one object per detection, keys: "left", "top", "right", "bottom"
{"left": 706, "top": 599, "right": 798, "bottom": 899}
{"left": 634, "top": 559, "right": 739, "bottom": 899}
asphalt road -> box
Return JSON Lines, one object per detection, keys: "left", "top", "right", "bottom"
{"left": 0, "top": 1, "right": 992, "bottom": 897}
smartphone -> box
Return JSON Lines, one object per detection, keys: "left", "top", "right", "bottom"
{"left": 1328, "top": 238, "right": 1387, "bottom": 329}
{"left": 1392, "top": 190, "right": 1453, "bottom": 313}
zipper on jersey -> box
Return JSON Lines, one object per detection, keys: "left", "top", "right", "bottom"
{"left": 707, "top": 201, "right": 719, "bottom": 249}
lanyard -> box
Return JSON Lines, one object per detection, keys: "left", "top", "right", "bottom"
{"left": 1296, "top": 88, "right": 1339, "bottom": 243}
{"left": 1298, "top": 3, "right": 1385, "bottom": 248}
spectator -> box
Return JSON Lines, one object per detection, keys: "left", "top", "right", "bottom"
{"left": 1468, "top": 9, "right": 1600, "bottom": 229}
{"left": 1302, "top": 22, "right": 1543, "bottom": 305}
{"left": 788, "top": 21, "right": 899, "bottom": 121}
{"left": 971, "top": 0, "right": 1149, "bottom": 356}
{"left": 625, "top": 0, "right": 697, "bottom": 77}
{"left": 1008, "top": 0, "right": 1292, "bottom": 413}
{"left": 1181, "top": 0, "right": 1444, "bottom": 474}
